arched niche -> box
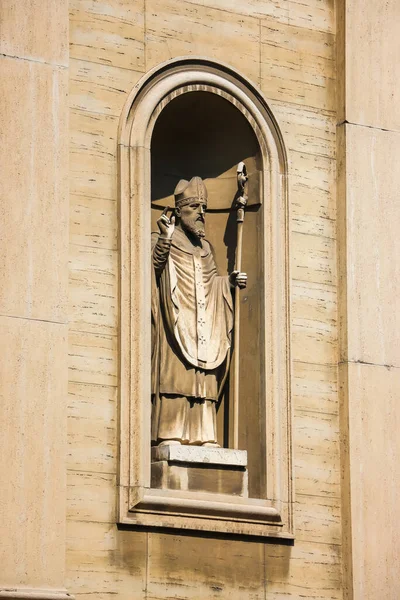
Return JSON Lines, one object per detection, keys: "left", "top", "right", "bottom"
{"left": 118, "top": 58, "right": 293, "bottom": 538}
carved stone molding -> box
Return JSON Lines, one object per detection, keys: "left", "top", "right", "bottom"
{"left": 118, "top": 57, "right": 293, "bottom": 538}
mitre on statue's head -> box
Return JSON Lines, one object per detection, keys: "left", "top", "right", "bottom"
{"left": 174, "top": 176, "right": 208, "bottom": 208}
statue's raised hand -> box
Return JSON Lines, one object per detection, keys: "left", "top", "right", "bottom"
{"left": 157, "top": 207, "right": 175, "bottom": 239}
{"left": 229, "top": 270, "right": 247, "bottom": 289}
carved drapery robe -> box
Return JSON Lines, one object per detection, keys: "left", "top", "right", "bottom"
{"left": 151, "top": 227, "right": 233, "bottom": 443}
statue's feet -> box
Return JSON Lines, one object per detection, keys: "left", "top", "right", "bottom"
{"left": 158, "top": 440, "right": 181, "bottom": 447}
{"left": 202, "top": 442, "right": 220, "bottom": 448}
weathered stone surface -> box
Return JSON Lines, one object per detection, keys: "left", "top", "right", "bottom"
{"left": 151, "top": 445, "right": 249, "bottom": 497}
{"left": 67, "top": 520, "right": 147, "bottom": 597}
{"left": 68, "top": 381, "right": 117, "bottom": 474}
{"left": 0, "top": 57, "right": 68, "bottom": 323}
{"left": 183, "top": 0, "right": 289, "bottom": 22}
{"left": 289, "top": 150, "right": 336, "bottom": 239}
{"left": 70, "top": 193, "right": 117, "bottom": 250}
{"left": 292, "top": 361, "right": 338, "bottom": 415}
{"left": 264, "top": 540, "right": 342, "bottom": 599}
{"left": 70, "top": 108, "right": 118, "bottom": 201}
{"left": 70, "top": 0, "right": 145, "bottom": 70}
{"left": 151, "top": 460, "right": 248, "bottom": 496}
{"left": 69, "top": 245, "right": 117, "bottom": 336}
{"left": 69, "top": 59, "right": 143, "bottom": 117}
{"left": 289, "top": 0, "right": 335, "bottom": 32}
{"left": 292, "top": 280, "right": 337, "bottom": 365}
{"left": 147, "top": 533, "right": 265, "bottom": 600}
{"left": 0, "top": 317, "right": 67, "bottom": 589}
{"left": 0, "top": 0, "right": 68, "bottom": 64}
{"left": 340, "top": 362, "right": 400, "bottom": 600}
{"left": 271, "top": 101, "right": 336, "bottom": 159}
{"left": 67, "top": 471, "right": 117, "bottom": 523}
{"left": 295, "top": 494, "right": 341, "bottom": 545}
{"left": 146, "top": 0, "right": 261, "bottom": 84}
{"left": 292, "top": 232, "right": 336, "bottom": 287}
{"left": 337, "top": 3, "right": 400, "bottom": 598}
{"left": 261, "top": 19, "right": 335, "bottom": 112}
{"left": 0, "top": 1, "right": 70, "bottom": 595}
{"left": 69, "top": 330, "right": 118, "bottom": 386}
{"left": 338, "top": 124, "right": 400, "bottom": 367}
{"left": 294, "top": 409, "right": 340, "bottom": 498}
{"left": 152, "top": 445, "right": 247, "bottom": 466}
{"left": 339, "top": 0, "right": 400, "bottom": 130}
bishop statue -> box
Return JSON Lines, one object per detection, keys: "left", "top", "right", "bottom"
{"left": 151, "top": 176, "right": 247, "bottom": 447}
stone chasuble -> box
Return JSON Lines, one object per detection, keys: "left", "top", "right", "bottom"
{"left": 151, "top": 181, "right": 234, "bottom": 445}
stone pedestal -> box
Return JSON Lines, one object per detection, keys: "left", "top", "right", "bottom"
{"left": 151, "top": 446, "right": 248, "bottom": 497}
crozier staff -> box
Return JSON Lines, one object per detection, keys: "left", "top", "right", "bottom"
{"left": 151, "top": 176, "right": 247, "bottom": 447}
{"left": 232, "top": 161, "right": 248, "bottom": 449}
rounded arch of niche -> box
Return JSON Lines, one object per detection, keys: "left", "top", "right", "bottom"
{"left": 118, "top": 58, "right": 293, "bottom": 538}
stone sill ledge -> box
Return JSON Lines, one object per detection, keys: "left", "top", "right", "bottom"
{"left": 138, "top": 491, "right": 281, "bottom": 522}
{"left": 0, "top": 589, "right": 74, "bottom": 600}
{"left": 119, "top": 485, "right": 293, "bottom": 538}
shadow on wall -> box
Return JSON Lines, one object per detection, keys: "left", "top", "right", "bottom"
{"left": 115, "top": 526, "right": 292, "bottom": 596}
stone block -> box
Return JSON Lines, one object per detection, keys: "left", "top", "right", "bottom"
{"left": 294, "top": 409, "right": 340, "bottom": 498}
{"left": 292, "top": 280, "right": 337, "bottom": 365}
{"left": 261, "top": 19, "right": 335, "bottom": 112}
{"left": 271, "top": 101, "right": 336, "bottom": 159}
{"left": 70, "top": 0, "right": 145, "bottom": 70}
{"left": 152, "top": 444, "right": 247, "bottom": 466}
{"left": 289, "top": 150, "right": 336, "bottom": 239}
{"left": 70, "top": 108, "right": 118, "bottom": 201}
{"left": 288, "top": 0, "right": 335, "bottom": 32}
{"left": 295, "top": 493, "right": 341, "bottom": 545}
{"left": 69, "top": 330, "right": 118, "bottom": 386}
{"left": 264, "top": 540, "right": 342, "bottom": 599}
{"left": 339, "top": 0, "right": 400, "bottom": 130}
{"left": 340, "top": 362, "right": 400, "bottom": 600}
{"left": 67, "top": 520, "right": 147, "bottom": 597}
{"left": 69, "top": 245, "right": 117, "bottom": 336}
{"left": 67, "top": 471, "right": 117, "bottom": 523}
{"left": 184, "top": 0, "right": 289, "bottom": 22}
{"left": 151, "top": 461, "right": 248, "bottom": 497}
{"left": 0, "top": 57, "right": 68, "bottom": 322}
{"left": 339, "top": 124, "right": 400, "bottom": 367}
{"left": 151, "top": 446, "right": 248, "bottom": 497}
{"left": 68, "top": 382, "right": 117, "bottom": 474}
{"left": 292, "top": 361, "right": 338, "bottom": 415}
{"left": 0, "top": 0, "right": 68, "bottom": 65}
{"left": 70, "top": 193, "right": 117, "bottom": 250}
{"left": 70, "top": 58, "right": 143, "bottom": 117}
{"left": 146, "top": 0, "right": 261, "bottom": 84}
{"left": 292, "top": 231, "right": 336, "bottom": 287}
{"left": 147, "top": 532, "right": 265, "bottom": 600}
{"left": 0, "top": 316, "right": 67, "bottom": 588}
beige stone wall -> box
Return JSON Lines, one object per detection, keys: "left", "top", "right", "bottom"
{"left": 0, "top": 0, "right": 70, "bottom": 597}
{"left": 67, "top": 0, "right": 341, "bottom": 598}
{"left": 337, "top": 1, "right": 400, "bottom": 598}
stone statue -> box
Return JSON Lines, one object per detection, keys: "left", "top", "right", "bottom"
{"left": 151, "top": 176, "right": 247, "bottom": 447}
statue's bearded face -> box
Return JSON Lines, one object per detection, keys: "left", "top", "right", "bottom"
{"left": 178, "top": 200, "right": 207, "bottom": 239}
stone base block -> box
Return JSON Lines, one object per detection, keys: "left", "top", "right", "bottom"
{"left": 151, "top": 446, "right": 248, "bottom": 497}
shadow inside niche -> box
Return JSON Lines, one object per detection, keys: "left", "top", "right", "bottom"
{"left": 151, "top": 90, "right": 260, "bottom": 203}
{"left": 150, "top": 89, "right": 265, "bottom": 496}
